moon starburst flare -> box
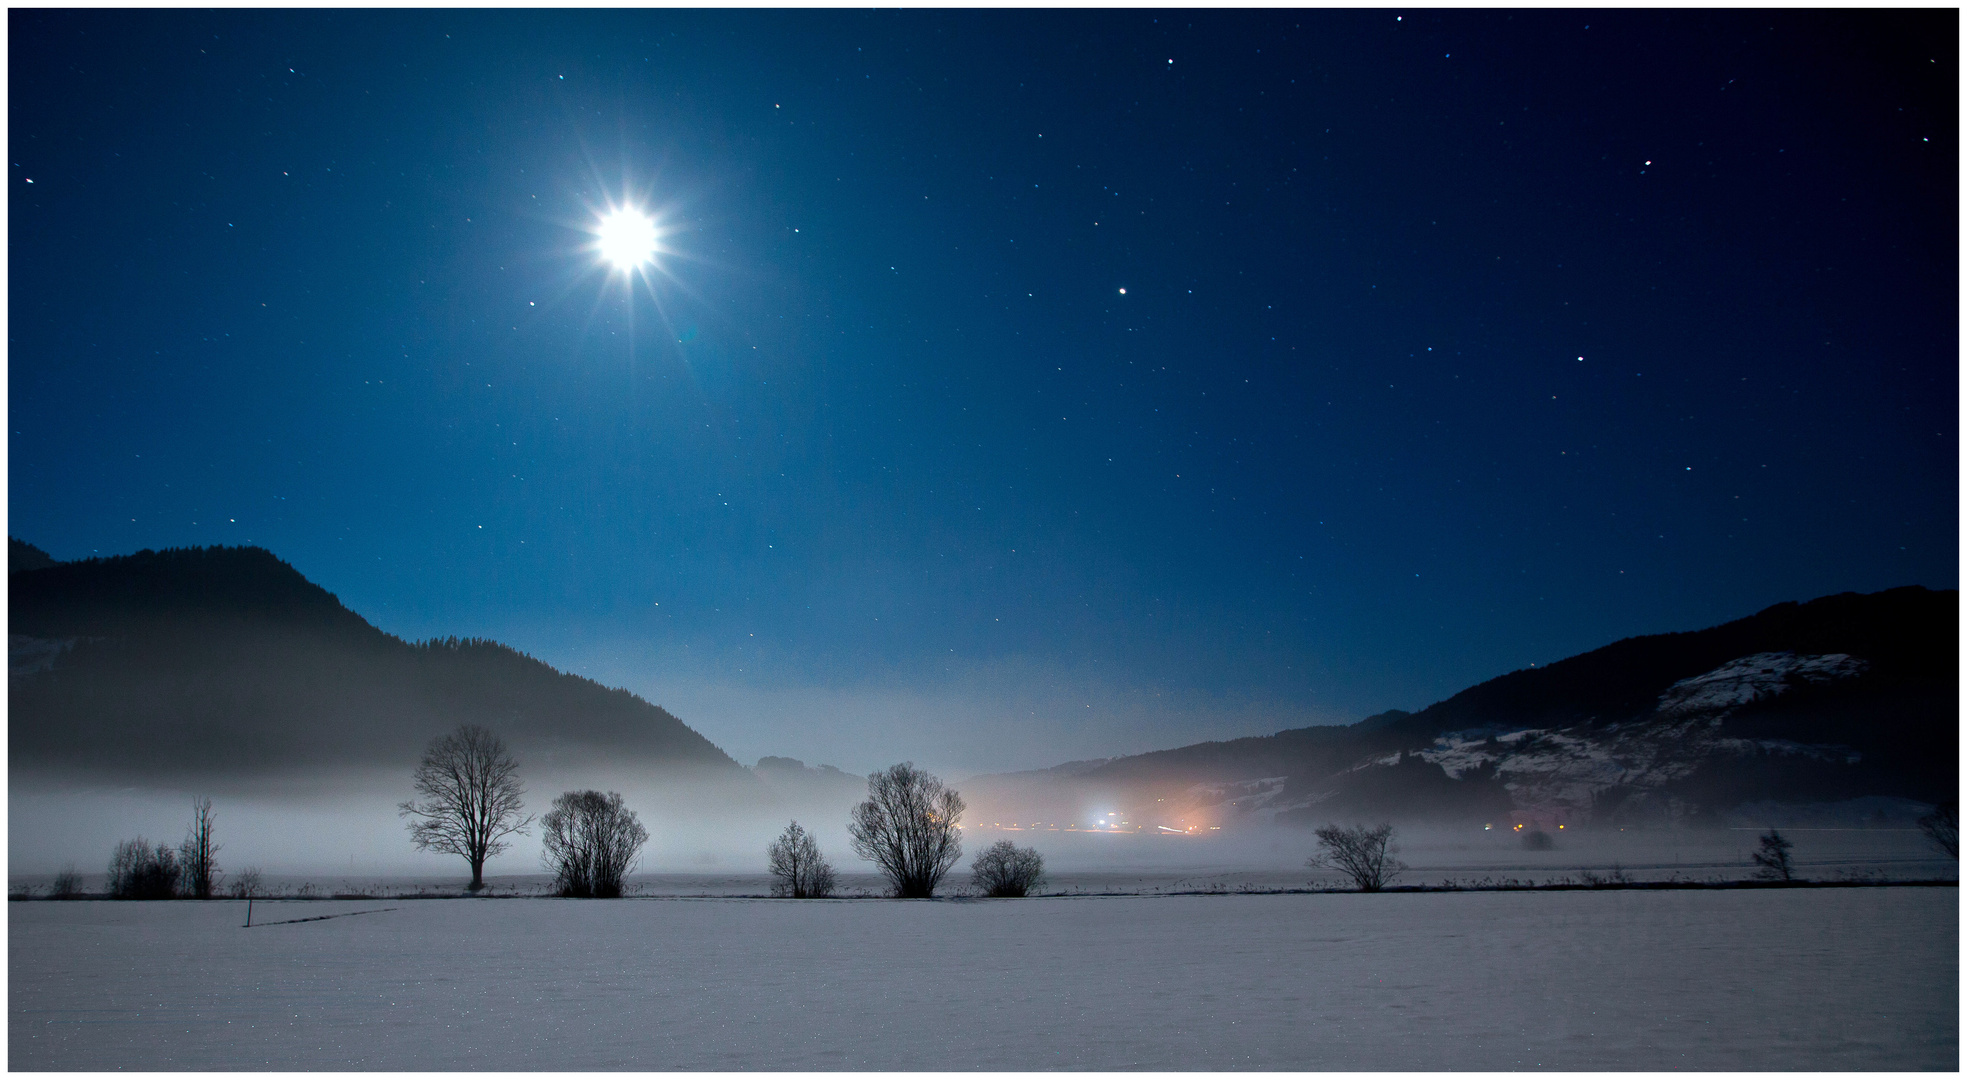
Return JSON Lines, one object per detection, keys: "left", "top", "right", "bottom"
{"left": 595, "top": 207, "right": 658, "bottom": 270}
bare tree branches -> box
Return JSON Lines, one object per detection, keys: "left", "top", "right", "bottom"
{"left": 1751, "top": 829, "right": 1795, "bottom": 882}
{"left": 230, "top": 867, "right": 263, "bottom": 900}
{"left": 50, "top": 866, "right": 82, "bottom": 900}
{"left": 108, "top": 838, "right": 181, "bottom": 899}
{"left": 179, "top": 797, "right": 221, "bottom": 899}
{"left": 1918, "top": 801, "right": 1957, "bottom": 859}
{"left": 767, "top": 821, "right": 837, "bottom": 898}
{"left": 540, "top": 790, "right": 648, "bottom": 898}
{"left": 1310, "top": 822, "right": 1405, "bottom": 892}
{"left": 971, "top": 839, "right": 1045, "bottom": 897}
{"left": 848, "top": 763, "right": 965, "bottom": 898}
{"left": 399, "top": 725, "right": 533, "bottom": 890}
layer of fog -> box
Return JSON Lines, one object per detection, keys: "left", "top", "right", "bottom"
{"left": 10, "top": 763, "right": 854, "bottom": 879}
{"left": 12, "top": 766, "right": 1951, "bottom": 887}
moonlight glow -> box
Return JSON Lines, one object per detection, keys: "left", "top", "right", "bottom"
{"left": 596, "top": 208, "right": 658, "bottom": 270}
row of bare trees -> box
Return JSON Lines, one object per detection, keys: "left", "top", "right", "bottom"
{"left": 401, "top": 725, "right": 648, "bottom": 897}
{"left": 77, "top": 766, "right": 1963, "bottom": 901}
{"left": 102, "top": 797, "right": 241, "bottom": 900}
{"left": 399, "top": 735, "right": 1042, "bottom": 900}
{"left": 764, "top": 762, "right": 1047, "bottom": 899}
{"left": 1304, "top": 811, "right": 1960, "bottom": 893}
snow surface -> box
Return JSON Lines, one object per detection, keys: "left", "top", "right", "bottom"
{"left": 1399, "top": 651, "right": 1876, "bottom": 822}
{"left": 1654, "top": 651, "right": 1867, "bottom": 718}
{"left": 11, "top": 887, "right": 1955, "bottom": 1069}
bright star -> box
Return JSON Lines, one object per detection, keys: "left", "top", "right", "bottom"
{"left": 596, "top": 208, "right": 658, "bottom": 270}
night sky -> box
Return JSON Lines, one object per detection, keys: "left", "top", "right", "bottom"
{"left": 10, "top": 9, "right": 1956, "bottom": 774}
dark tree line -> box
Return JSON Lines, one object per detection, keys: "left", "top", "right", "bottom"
{"left": 768, "top": 764, "right": 1045, "bottom": 900}
{"left": 105, "top": 797, "right": 225, "bottom": 900}
{"left": 399, "top": 725, "right": 653, "bottom": 897}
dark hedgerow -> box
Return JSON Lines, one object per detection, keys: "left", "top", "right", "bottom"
{"left": 108, "top": 839, "right": 181, "bottom": 899}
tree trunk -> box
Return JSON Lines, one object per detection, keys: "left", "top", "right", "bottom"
{"left": 469, "top": 856, "right": 485, "bottom": 891}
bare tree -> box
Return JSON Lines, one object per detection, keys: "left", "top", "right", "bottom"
{"left": 49, "top": 866, "right": 83, "bottom": 900}
{"left": 178, "top": 797, "right": 221, "bottom": 899}
{"left": 541, "top": 790, "right": 648, "bottom": 898}
{"left": 1918, "top": 801, "right": 1957, "bottom": 859}
{"left": 767, "top": 821, "right": 838, "bottom": 898}
{"left": 848, "top": 762, "right": 965, "bottom": 898}
{"left": 108, "top": 838, "right": 181, "bottom": 899}
{"left": 1309, "top": 822, "right": 1405, "bottom": 892}
{"left": 1751, "top": 829, "right": 1795, "bottom": 882}
{"left": 971, "top": 839, "right": 1046, "bottom": 897}
{"left": 399, "top": 725, "right": 533, "bottom": 891}
{"left": 230, "top": 867, "right": 263, "bottom": 900}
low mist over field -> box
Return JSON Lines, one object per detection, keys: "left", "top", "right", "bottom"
{"left": 9, "top": 541, "right": 1955, "bottom": 885}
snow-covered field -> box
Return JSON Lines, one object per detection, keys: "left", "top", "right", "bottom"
{"left": 10, "top": 887, "right": 1955, "bottom": 1070}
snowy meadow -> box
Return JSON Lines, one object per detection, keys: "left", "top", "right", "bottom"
{"left": 11, "top": 886, "right": 1955, "bottom": 1070}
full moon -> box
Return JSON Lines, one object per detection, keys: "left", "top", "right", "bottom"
{"left": 596, "top": 208, "right": 658, "bottom": 270}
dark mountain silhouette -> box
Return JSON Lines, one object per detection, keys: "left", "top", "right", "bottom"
{"left": 10, "top": 545, "right": 745, "bottom": 780}
{"left": 10, "top": 537, "right": 58, "bottom": 573}
{"left": 752, "top": 756, "right": 867, "bottom": 801}
{"left": 964, "top": 587, "right": 1956, "bottom": 829}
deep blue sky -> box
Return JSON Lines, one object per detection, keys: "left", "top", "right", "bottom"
{"left": 11, "top": 9, "right": 1956, "bottom": 773}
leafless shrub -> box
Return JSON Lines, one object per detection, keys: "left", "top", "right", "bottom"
{"left": 179, "top": 797, "right": 221, "bottom": 899}
{"left": 230, "top": 867, "right": 263, "bottom": 899}
{"left": 1309, "top": 822, "right": 1405, "bottom": 892}
{"left": 50, "top": 866, "right": 83, "bottom": 899}
{"left": 1577, "top": 864, "right": 1633, "bottom": 888}
{"left": 1751, "top": 829, "right": 1796, "bottom": 882}
{"left": 767, "top": 821, "right": 837, "bottom": 898}
{"left": 1918, "top": 801, "right": 1957, "bottom": 859}
{"left": 108, "top": 838, "right": 181, "bottom": 899}
{"left": 400, "top": 725, "right": 533, "bottom": 891}
{"left": 848, "top": 763, "right": 965, "bottom": 898}
{"left": 541, "top": 790, "right": 648, "bottom": 898}
{"left": 970, "top": 839, "right": 1045, "bottom": 897}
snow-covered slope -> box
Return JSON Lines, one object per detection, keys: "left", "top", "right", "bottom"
{"left": 1390, "top": 652, "right": 1873, "bottom": 823}
{"left": 963, "top": 587, "right": 1954, "bottom": 830}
